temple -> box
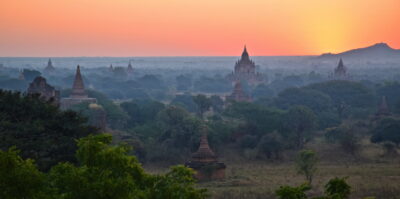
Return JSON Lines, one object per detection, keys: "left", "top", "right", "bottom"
{"left": 27, "top": 76, "right": 60, "bottom": 105}
{"left": 227, "top": 46, "right": 263, "bottom": 85}
{"left": 44, "top": 59, "right": 56, "bottom": 73}
{"left": 60, "top": 65, "right": 97, "bottom": 109}
{"left": 333, "top": 58, "right": 348, "bottom": 79}
{"left": 376, "top": 96, "right": 390, "bottom": 116}
{"left": 185, "top": 127, "right": 226, "bottom": 181}
{"left": 226, "top": 81, "right": 252, "bottom": 102}
{"left": 127, "top": 61, "right": 134, "bottom": 73}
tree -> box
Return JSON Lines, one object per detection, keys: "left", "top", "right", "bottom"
{"left": 283, "top": 106, "right": 317, "bottom": 149}
{"left": 0, "top": 90, "right": 97, "bottom": 170}
{"left": 306, "top": 80, "right": 375, "bottom": 118}
{"left": 210, "top": 95, "right": 224, "bottom": 113}
{"left": 274, "top": 87, "right": 333, "bottom": 113}
{"left": 193, "top": 94, "right": 212, "bottom": 119}
{"left": 157, "top": 106, "right": 203, "bottom": 149}
{"left": 257, "top": 132, "right": 284, "bottom": 159}
{"left": 0, "top": 147, "right": 47, "bottom": 199}
{"left": 49, "top": 134, "right": 206, "bottom": 199}
{"left": 0, "top": 134, "right": 207, "bottom": 199}
{"left": 371, "top": 117, "right": 400, "bottom": 147}
{"left": 171, "top": 93, "right": 197, "bottom": 112}
{"left": 325, "top": 177, "right": 351, "bottom": 199}
{"left": 276, "top": 183, "right": 310, "bottom": 199}
{"left": 296, "top": 150, "right": 318, "bottom": 184}
{"left": 275, "top": 177, "right": 351, "bottom": 199}
{"left": 325, "top": 123, "right": 361, "bottom": 156}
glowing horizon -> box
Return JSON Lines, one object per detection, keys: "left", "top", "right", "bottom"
{"left": 0, "top": 0, "right": 399, "bottom": 57}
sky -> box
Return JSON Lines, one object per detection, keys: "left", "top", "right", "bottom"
{"left": 0, "top": 0, "right": 399, "bottom": 57}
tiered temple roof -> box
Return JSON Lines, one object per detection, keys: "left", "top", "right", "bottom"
{"left": 44, "top": 59, "right": 56, "bottom": 72}
{"left": 227, "top": 81, "right": 252, "bottom": 102}
{"left": 27, "top": 76, "right": 60, "bottom": 105}
{"left": 70, "top": 65, "right": 88, "bottom": 98}
{"left": 334, "top": 58, "right": 347, "bottom": 79}
{"left": 185, "top": 127, "right": 226, "bottom": 181}
{"left": 60, "top": 65, "right": 97, "bottom": 109}
{"left": 227, "top": 46, "right": 263, "bottom": 85}
{"left": 127, "top": 61, "right": 134, "bottom": 73}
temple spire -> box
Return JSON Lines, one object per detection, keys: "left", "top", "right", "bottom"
{"left": 127, "top": 60, "right": 133, "bottom": 73}
{"left": 191, "top": 126, "right": 217, "bottom": 163}
{"left": 44, "top": 58, "right": 55, "bottom": 72}
{"left": 70, "top": 65, "right": 87, "bottom": 98}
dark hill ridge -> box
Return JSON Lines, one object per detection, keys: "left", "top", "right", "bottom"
{"left": 319, "top": 43, "right": 400, "bottom": 59}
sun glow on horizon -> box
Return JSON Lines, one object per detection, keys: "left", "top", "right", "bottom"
{"left": 0, "top": 0, "right": 399, "bottom": 56}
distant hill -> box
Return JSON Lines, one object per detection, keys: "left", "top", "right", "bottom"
{"left": 319, "top": 43, "right": 400, "bottom": 59}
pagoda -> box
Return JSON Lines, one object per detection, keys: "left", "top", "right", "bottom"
{"left": 27, "top": 76, "right": 60, "bottom": 105}
{"left": 70, "top": 65, "right": 87, "bottom": 98}
{"left": 44, "top": 59, "right": 56, "bottom": 73}
{"left": 333, "top": 58, "right": 348, "bottom": 79}
{"left": 227, "top": 46, "right": 263, "bottom": 85}
{"left": 226, "top": 81, "right": 252, "bottom": 102}
{"left": 127, "top": 61, "right": 134, "bottom": 73}
{"left": 376, "top": 96, "right": 390, "bottom": 116}
{"left": 60, "top": 65, "right": 97, "bottom": 109}
{"left": 185, "top": 127, "right": 226, "bottom": 181}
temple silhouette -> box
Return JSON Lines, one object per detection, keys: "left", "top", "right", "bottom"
{"left": 227, "top": 46, "right": 263, "bottom": 85}
{"left": 61, "top": 65, "right": 97, "bottom": 109}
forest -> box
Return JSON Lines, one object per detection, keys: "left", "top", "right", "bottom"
{"left": 1, "top": 56, "right": 400, "bottom": 199}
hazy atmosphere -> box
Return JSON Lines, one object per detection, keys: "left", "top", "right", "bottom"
{"left": 1, "top": 1, "right": 400, "bottom": 199}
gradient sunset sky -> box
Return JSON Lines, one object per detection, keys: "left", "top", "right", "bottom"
{"left": 1, "top": 0, "right": 399, "bottom": 56}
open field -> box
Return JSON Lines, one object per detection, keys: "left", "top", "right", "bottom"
{"left": 199, "top": 162, "right": 400, "bottom": 199}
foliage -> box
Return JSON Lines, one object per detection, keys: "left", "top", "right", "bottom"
{"left": 274, "top": 87, "right": 333, "bottom": 113}
{"left": 257, "top": 132, "right": 284, "bottom": 159}
{"left": 296, "top": 150, "right": 318, "bottom": 184}
{"left": 0, "top": 90, "right": 96, "bottom": 170}
{"left": 276, "top": 177, "right": 351, "bottom": 199}
{"left": 193, "top": 94, "right": 212, "bottom": 118}
{"left": 306, "top": 81, "right": 375, "bottom": 118}
{"left": 325, "top": 177, "right": 351, "bottom": 199}
{"left": 0, "top": 147, "right": 48, "bottom": 199}
{"left": 210, "top": 95, "right": 224, "bottom": 113}
{"left": 121, "top": 99, "right": 165, "bottom": 128}
{"left": 371, "top": 117, "right": 400, "bottom": 146}
{"left": 283, "top": 106, "right": 317, "bottom": 149}
{"left": 325, "top": 123, "right": 361, "bottom": 156}
{"left": 171, "top": 93, "right": 197, "bottom": 112}
{"left": 157, "top": 105, "right": 203, "bottom": 150}
{"left": 276, "top": 183, "right": 311, "bottom": 199}
{"left": 0, "top": 134, "right": 207, "bottom": 199}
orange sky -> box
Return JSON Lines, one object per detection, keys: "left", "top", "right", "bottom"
{"left": 0, "top": 0, "right": 399, "bottom": 56}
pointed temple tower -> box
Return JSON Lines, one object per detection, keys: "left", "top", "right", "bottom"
{"left": 226, "top": 81, "right": 252, "bottom": 102}
{"left": 127, "top": 61, "right": 134, "bottom": 74}
{"left": 70, "top": 65, "right": 88, "bottom": 98}
{"left": 185, "top": 127, "right": 226, "bottom": 181}
{"left": 109, "top": 64, "right": 114, "bottom": 72}
{"left": 227, "top": 46, "right": 263, "bottom": 85}
{"left": 376, "top": 96, "right": 391, "bottom": 116}
{"left": 333, "top": 58, "right": 348, "bottom": 80}
{"left": 44, "top": 59, "right": 56, "bottom": 73}
{"left": 61, "top": 65, "right": 97, "bottom": 109}
{"left": 27, "top": 76, "right": 60, "bottom": 105}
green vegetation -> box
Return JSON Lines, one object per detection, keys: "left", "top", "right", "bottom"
{"left": 0, "top": 134, "right": 207, "bottom": 199}
{"left": 0, "top": 90, "right": 97, "bottom": 170}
